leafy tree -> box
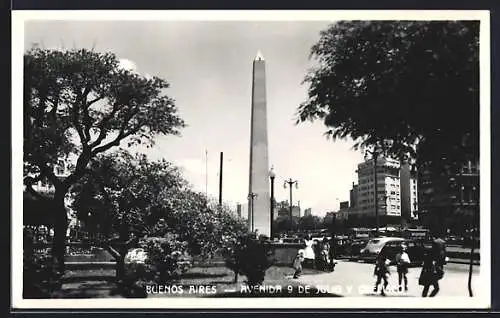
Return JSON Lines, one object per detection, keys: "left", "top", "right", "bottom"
{"left": 23, "top": 229, "right": 62, "bottom": 298}
{"left": 73, "top": 151, "right": 247, "bottom": 283}
{"left": 72, "top": 151, "right": 188, "bottom": 280}
{"left": 298, "top": 214, "right": 323, "bottom": 232}
{"left": 273, "top": 215, "right": 298, "bottom": 234}
{"left": 225, "top": 233, "right": 275, "bottom": 288}
{"left": 297, "top": 21, "right": 479, "bottom": 168}
{"left": 322, "top": 212, "right": 337, "bottom": 235}
{"left": 24, "top": 48, "right": 185, "bottom": 271}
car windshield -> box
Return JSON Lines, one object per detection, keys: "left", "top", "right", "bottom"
{"left": 368, "top": 239, "right": 381, "bottom": 244}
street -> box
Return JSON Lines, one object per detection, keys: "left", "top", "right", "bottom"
{"left": 294, "top": 260, "right": 480, "bottom": 297}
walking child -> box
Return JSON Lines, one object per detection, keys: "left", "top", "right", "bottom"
{"left": 396, "top": 243, "right": 411, "bottom": 292}
{"left": 373, "top": 251, "right": 391, "bottom": 296}
{"left": 293, "top": 249, "right": 305, "bottom": 279}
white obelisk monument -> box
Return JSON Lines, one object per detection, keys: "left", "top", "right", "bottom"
{"left": 248, "top": 51, "right": 271, "bottom": 237}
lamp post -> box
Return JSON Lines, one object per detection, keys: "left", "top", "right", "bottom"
{"left": 269, "top": 166, "right": 276, "bottom": 239}
{"left": 284, "top": 178, "right": 298, "bottom": 232}
{"left": 365, "top": 147, "right": 380, "bottom": 235}
{"left": 247, "top": 192, "right": 258, "bottom": 232}
{"left": 364, "top": 140, "right": 392, "bottom": 236}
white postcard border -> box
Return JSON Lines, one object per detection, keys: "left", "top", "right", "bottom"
{"left": 11, "top": 9, "right": 491, "bottom": 309}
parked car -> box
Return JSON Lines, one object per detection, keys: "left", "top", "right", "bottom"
{"left": 345, "top": 238, "right": 370, "bottom": 261}
{"left": 379, "top": 239, "right": 428, "bottom": 266}
{"left": 359, "top": 237, "right": 405, "bottom": 262}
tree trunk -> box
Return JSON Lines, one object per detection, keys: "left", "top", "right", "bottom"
{"left": 116, "top": 228, "right": 130, "bottom": 283}
{"left": 116, "top": 253, "right": 126, "bottom": 284}
{"left": 233, "top": 271, "right": 238, "bottom": 283}
{"left": 52, "top": 189, "right": 68, "bottom": 274}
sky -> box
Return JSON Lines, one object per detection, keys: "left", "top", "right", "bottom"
{"left": 24, "top": 20, "right": 365, "bottom": 217}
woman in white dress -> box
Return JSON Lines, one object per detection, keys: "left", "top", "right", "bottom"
{"left": 303, "top": 235, "right": 316, "bottom": 268}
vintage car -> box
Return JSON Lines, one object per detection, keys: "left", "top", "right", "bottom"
{"left": 358, "top": 237, "right": 406, "bottom": 262}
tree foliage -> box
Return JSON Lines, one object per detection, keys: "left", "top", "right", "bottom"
{"left": 72, "top": 151, "right": 188, "bottom": 238}
{"left": 223, "top": 233, "right": 276, "bottom": 287}
{"left": 298, "top": 214, "right": 323, "bottom": 231}
{"left": 72, "top": 151, "right": 247, "bottom": 261}
{"left": 297, "top": 21, "right": 479, "bottom": 167}
{"left": 24, "top": 47, "right": 185, "bottom": 194}
{"left": 23, "top": 47, "right": 186, "bottom": 270}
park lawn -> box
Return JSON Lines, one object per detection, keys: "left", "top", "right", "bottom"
{"left": 148, "top": 265, "right": 337, "bottom": 298}
{"left": 50, "top": 264, "right": 336, "bottom": 298}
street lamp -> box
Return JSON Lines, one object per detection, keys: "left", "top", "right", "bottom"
{"left": 365, "top": 140, "right": 392, "bottom": 236}
{"left": 269, "top": 166, "right": 276, "bottom": 239}
{"left": 247, "top": 192, "right": 258, "bottom": 232}
{"left": 284, "top": 178, "right": 298, "bottom": 232}
{"left": 365, "top": 147, "right": 380, "bottom": 235}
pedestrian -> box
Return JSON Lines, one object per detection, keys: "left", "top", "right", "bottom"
{"left": 319, "top": 242, "right": 331, "bottom": 272}
{"left": 303, "top": 235, "right": 316, "bottom": 269}
{"left": 419, "top": 243, "right": 444, "bottom": 297}
{"left": 373, "top": 250, "right": 391, "bottom": 296}
{"left": 396, "top": 243, "right": 411, "bottom": 292}
{"left": 293, "top": 249, "right": 305, "bottom": 279}
{"left": 328, "top": 237, "right": 337, "bottom": 271}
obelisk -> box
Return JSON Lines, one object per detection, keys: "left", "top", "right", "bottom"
{"left": 248, "top": 50, "right": 271, "bottom": 237}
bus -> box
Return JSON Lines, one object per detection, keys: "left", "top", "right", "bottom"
{"left": 348, "top": 227, "right": 373, "bottom": 239}
{"left": 402, "top": 228, "right": 430, "bottom": 241}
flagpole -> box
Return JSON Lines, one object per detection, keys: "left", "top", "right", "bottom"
{"left": 205, "top": 149, "right": 208, "bottom": 198}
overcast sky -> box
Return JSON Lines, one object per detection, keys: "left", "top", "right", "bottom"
{"left": 24, "top": 20, "right": 365, "bottom": 217}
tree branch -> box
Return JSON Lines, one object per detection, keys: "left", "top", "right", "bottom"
{"left": 72, "top": 85, "right": 93, "bottom": 149}
{"left": 62, "top": 148, "right": 92, "bottom": 189}
{"left": 91, "top": 120, "right": 144, "bottom": 156}
{"left": 87, "top": 96, "right": 105, "bottom": 108}
{"left": 89, "top": 102, "right": 122, "bottom": 148}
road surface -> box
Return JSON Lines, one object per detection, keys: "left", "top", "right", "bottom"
{"left": 294, "top": 260, "right": 480, "bottom": 297}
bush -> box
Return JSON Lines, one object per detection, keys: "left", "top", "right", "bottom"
{"left": 23, "top": 230, "right": 62, "bottom": 298}
{"left": 223, "top": 233, "right": 275, "bottom": 287}
{"left": 122, "top": 234, "right": 192, "bottom": 297}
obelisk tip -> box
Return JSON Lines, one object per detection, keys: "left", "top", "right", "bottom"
{"left": 255, "top": 50, "right": 264, "bottom": 61}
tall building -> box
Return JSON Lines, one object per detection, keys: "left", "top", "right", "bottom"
{"left": 418, "top": 158, "right": 479, "bottom": 234}
{"left": 356, "top": 157, "right": 402, "bottom": 219}
{"left": 339, "top": 201, "right": 349, "bottom": 210}
{"left": 248, "top": 51, "right": 271, "bottom": 236}
{"left": 349, "top": 182, "right": 358, "bottom": 209}
{"left": 292, "top": 206, "right": 301, "bottom": 218}
{"left": 400, "top": 163, "right": 419, "bottom": 221}
{"left": 236, "top": 203, "right": 242, "bottom": 218}
{"left": 304, "top": 208, "right": 312, "bottom": 217}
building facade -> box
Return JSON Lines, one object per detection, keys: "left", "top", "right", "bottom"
{"left": 356, "top": 157, "right": 402, "bottom": 218}
{"left": 339, "top": 201, "right": 349, "bottom": 210}
{"left": 349, "top": 183, "right": 358, "bottom": 209}
{"left": 292, "top": 206, "right": 301, "bottom": 219}
{"left": 236, "top": 203, "right": 242, "bottom": 218}
{"left": 418, "top": 159, "right": 479, "bottom": 235}
{"left": 304, "top": 208, "right": 312, "bottom": 217}
{"left": 400, "top": 163, "right": 419, "bottom": 221}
